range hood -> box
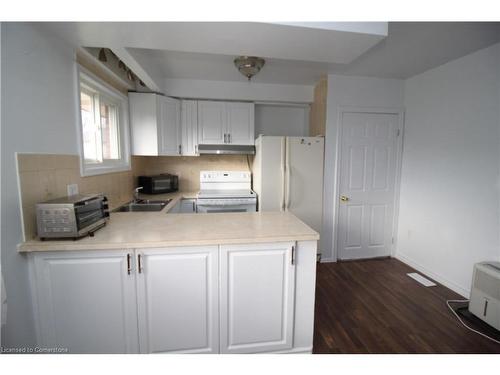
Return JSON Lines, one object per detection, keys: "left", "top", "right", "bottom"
{"left": 197, "top": 144, "right": 255, "bottom": 155}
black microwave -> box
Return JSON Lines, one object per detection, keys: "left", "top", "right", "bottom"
{"left": 138, "top": 174, "right": 179, "bottom": 194}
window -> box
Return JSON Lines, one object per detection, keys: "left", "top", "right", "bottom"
{"left": 78, "top": 69, "right": 130, "bottom": 176}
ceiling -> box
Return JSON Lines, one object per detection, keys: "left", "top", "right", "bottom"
{"left": 43, "top": 22, "right": 386, "bottom": 64}
{"left": 127, "top": 49, "right": 330, "bottom": 85}
{"left": 41, "top": 21, "right": 500, "bottom": 86}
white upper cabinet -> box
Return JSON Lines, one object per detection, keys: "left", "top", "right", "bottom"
{"left": 31, "top": 250, "right": 139, "bottom": 354}
{"left": 197, "top": 101, "right": 227, "bottom": 145}
{"left": 226, "top": 102, "right": 255, "bottom": 145}
{"left": 181, "top": 100, "right": 199, "bottom": 156}
{"left": 198, "top": 101, "right": 255, "bottom": 145}
{"left": 129, "top": 93, "right": 181, "bottom": 156}
{"left": 219, "top": 242, "right": 296, "bottom": 353}
{"left": 136, "top": 246, "right": 219, "bottom": 353}
{"left": 131, "top": 96, "right": 254, "bottom": 154}
{"left": 158, "top": 96, "right": 181, "bottom": 156}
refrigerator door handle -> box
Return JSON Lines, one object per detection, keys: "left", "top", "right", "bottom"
{"left": 285, "top": 138, "right": 291, "bottom": 210}
{"left": 280, "top": 137, "right": 286, "bottom": 211}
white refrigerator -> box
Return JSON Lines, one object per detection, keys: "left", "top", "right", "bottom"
{"left": 252, "top": 135, "right": 325, "bottom": 235}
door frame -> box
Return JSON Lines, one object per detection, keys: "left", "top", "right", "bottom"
{"left": 333, "top": 106, "right": 405, "bottom": 261}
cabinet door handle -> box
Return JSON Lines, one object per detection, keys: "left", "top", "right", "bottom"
{"left": 127, "top": 253, "right": 132, "bottom": 275}
{"left": 138, "top": 254, "right": 143, "bottom": 274}
{"left": 224, "top": 133, "right": 227, "bottom": 143}
{"left": 291, "top": 245, "right": 295, "bottom": 265}
{"left": 178, "top": 145, "right": 182, "bottom": 155}
{"left": 228, "top": 133, "right": 231, "bottom": 143}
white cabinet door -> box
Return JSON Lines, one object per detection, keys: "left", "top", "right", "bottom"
{"left": 181, "top": 100, "right": 198, "bottom": 155}
{"left": 129, "top": 92, "right": 159, "bottom": 156}
{"left": 158, "top": 96, "right": 181, "bottom": 156}
{"left": 220, "top": 242, "right": 296, "bottom": 353}
{"left": 136, "top": 246, "right": 219, "bottom": 353}
{"left": 226, "top": 102, "right": 255, "bottom": 145}
{"left": 180, "top": 198, "right": 197, "bottom": 213}
{"left": 31, "top": 250, "right": 138, "bottom": 354}
{"left": 197, "top": 101, "right": 226, "bottom": 144}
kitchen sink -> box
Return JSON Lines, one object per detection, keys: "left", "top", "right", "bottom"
{"left": 113, "top": 199, "right": 172, "bottom": 212}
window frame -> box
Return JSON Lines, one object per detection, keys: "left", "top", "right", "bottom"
{"left": 76, "top": 66, "right": 131, "bottom": 176}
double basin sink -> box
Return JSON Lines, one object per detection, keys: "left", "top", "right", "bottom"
{"left": 113, "top": 199, "right": 172, "bottom": 212}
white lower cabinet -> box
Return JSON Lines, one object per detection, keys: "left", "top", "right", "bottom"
{"left": 31, "top": 250, "right": 139, "bottom": 354}
{"left": 136, "top": 246, "right": 219, "bottom": 353}
{"left": 30, "top": 241, "right": 312, "bottom": 354}
{"left": 219, "top": 242, "right": 296, "bottom": 353}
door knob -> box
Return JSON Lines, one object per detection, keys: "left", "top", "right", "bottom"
{"left": 340, "top": 195, "right": 349, "bottom": 202}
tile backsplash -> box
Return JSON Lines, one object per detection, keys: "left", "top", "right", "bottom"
{"left": 137, "top": 155, "right": 252, "bottom": 192}
{"left": 17, "top": 153, "right": 252, "bottom": 240}
{"left": 17, "top": 154, "right": 142, "bottom": 240}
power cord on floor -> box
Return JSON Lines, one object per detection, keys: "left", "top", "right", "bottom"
{"left": 446, "top": 299, "right": 500, "bottom": 345}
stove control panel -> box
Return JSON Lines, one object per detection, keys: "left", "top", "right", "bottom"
{"left": 200, "top": 171, "right": 251, "bottom": 183}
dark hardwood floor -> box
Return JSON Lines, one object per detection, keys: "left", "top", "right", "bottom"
{"left": 312, "top": 258, "right": 500, "bottom": 353}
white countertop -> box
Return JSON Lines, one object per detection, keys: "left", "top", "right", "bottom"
{"left": 17, "top": 191, "right": 319, "bottom": 252}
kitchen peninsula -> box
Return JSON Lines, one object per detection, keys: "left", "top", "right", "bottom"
{"left": 18, "top": 206, "right": 319, "bottom": 354}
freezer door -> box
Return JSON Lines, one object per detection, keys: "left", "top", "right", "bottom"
{"left": 285, "top": 137, "right": 324, "bottom": 234}
{"left": 256, "top": 136, "right": 286, "bottom": 211}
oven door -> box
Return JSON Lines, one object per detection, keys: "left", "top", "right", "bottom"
{"left": 196, "top": 199, "right": 257, "bottom": 214}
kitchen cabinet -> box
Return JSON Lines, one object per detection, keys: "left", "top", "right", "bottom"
{"left": 181, "top": 100, "right": 199, "bottom": 156}
{"left": 29, "top": 240, "right": 316, "bottom": 354}
{"left": 225, "top": 102, "right": 255, "bottom": 145}
{"left": 198, "top": 101, "right": 255, "bottom": 146}
{"left": 197, "top": 101, "right": 226, "bottom": 145}
{"left": 180, "top": 198, "right": 197, "bottom": 213}
{"left": 219, "top": 242, "right": 296, "bottom": 353}
{"left": 136, "top": 246, "right": 219, "bottom": 353}
{"left": 31, "top": 250, "right": 139, "bottom": 354}
{"left": 167, "top": 198, "right": 197, "bottom": 214}
{"left": 129, "top": 92, "right": 181, "bottom": 156}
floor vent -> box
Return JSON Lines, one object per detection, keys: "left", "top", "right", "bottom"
{"left": 407, "top": 272, "right": 437, "bottom": 287}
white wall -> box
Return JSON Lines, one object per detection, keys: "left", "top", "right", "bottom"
{"left": 255, "top": 104, "right": 310, "bottom": 137}
{"left": 396, "top": 43, "right": 500, "bottom": 296}
{"left": 164, "top": 78, "right": 313, "bottom": 103}
{"left": 322, "top": 75, "right": 404, "bottom": 261}
{"left": 1, "top": 23, "right": 79, "bottom": 347}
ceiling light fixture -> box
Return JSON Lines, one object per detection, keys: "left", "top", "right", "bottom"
{"left": 234, "top": 56, "right": 265, "bottom": 81}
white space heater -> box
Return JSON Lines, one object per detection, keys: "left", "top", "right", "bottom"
{"left": 469, "top": 262, "right": 500, "bottom": 331}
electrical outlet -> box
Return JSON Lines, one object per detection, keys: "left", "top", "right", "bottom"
{"left": 67, "top": 183, "right": 79, "bottom": 196}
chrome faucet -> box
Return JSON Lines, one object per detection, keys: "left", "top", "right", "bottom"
{"left": 134, "top": 186, "right": 143, "bottom": 201}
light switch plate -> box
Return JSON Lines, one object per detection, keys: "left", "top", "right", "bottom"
{"left": 67, "top": 183, "right": 79, "bottom": 196}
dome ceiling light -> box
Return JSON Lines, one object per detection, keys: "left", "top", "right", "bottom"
{"left": 234, "top": 56, "right": 265, "bottom": 81}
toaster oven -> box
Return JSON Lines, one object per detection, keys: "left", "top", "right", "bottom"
{"left": 36, "top": 194, "right": 109, "bottom": 240}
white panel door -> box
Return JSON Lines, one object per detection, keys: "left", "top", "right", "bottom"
{"left": 158, "top": 96, "right": 181, "bottom": 155}
{"left": 32, "top": 250, "right": 138, "bottom": 353}
{"left": 181, "top": 100, "right": 198, "bottom": 155}
{"left": 286, "top": 137, "right": 324, "bottom": 234}
{"left": 220, "top": 242, "right": 295, "bottom": 353}
{"left": 338, "top": 112, "right": 399, "bottom": 260}
{"left": 197, "top": 101, "right": 226, "bottom": 144}
{"left": 226, "top": 102, "right": 255, "bottom": 145}
{"left": 136, "top": 246, "right": 219, "bottom": 353}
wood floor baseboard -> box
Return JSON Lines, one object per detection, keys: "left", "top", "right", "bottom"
{"left": 394, "top": 252, "right": 470, "bottom": 298}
